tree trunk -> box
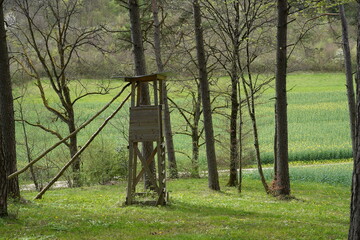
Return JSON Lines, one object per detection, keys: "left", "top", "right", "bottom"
{"left": 238, "top": 81, "right": 243, "bottom": 193}
{"left": 225, "top": 0, "right": 241, "bottom": 188}
{"left": 191, "top": 86, "right": 202, "bottom": 178}
{"left": 348, "top": 1, "right": 360, "bottom": 238}
{"left": 0, "top": 118, "right": 7, "bottom": 217}
{"left": 128, "top": 0, "right": 155, "bottom": 189}
{"left": 68, "top": 116, "right": 81, "bottom": 187}
{"left": 249, "top": 109, "right": 269, "bottom": 193}
{"left": 274, "top": 104, "right": 278, "bottom": 178}
{"left": 274, "top": 0, "right": 290, "bottom": 197}
{"left": 349, "top": 85, "right": 360, "bottom": 239}
{"left": 192, "top": 0, "right": 220, "bottom": 191}
{"left": 356, "top": 0, "right": 360, "bottom": 97}
{"left": 151, "top": 0, "right": 178, "bottom": 178}
{"left": 339, "top": 5, "right": 356, "bottom": 160}
{"left": 241, "top": 73, "right": 269, "bottom": 193}
{"left": 227, "top": 74, "right": 239, "bottom": 187}
{"left": 191, "top": 127, "right": 200, "bottom": 178}
{"left": 19, "top": 104, "right": 40, "bottom": 191}
{"left": 0, "top": 3, "right": 19, "bottom": 200}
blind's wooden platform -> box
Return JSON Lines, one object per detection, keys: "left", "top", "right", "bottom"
{"left": 124, "top": 73, "right": 167, "bottom": 82}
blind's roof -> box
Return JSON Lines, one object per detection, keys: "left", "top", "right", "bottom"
{"left": 113, "top": 72, "right": 171, "bottom": 82}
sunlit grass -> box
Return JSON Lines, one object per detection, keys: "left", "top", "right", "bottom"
{"left": 0, "top": 173, "right": 350, "bottom": 240}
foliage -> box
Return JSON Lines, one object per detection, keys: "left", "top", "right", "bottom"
{"left": 81, "top": 140, "right": 128, "bottom": 185}
{"left": 0, "top": 175, "right": 349, "bottom": 239}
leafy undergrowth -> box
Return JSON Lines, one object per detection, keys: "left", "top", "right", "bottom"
{"left": 0, "top": 176, "right": 349, "bottom": 240}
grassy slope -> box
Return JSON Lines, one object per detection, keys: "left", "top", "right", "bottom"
{"left": 0, "top": 174, "right": 350, "bottom": 240}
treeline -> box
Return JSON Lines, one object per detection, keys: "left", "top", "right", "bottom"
{"left": 4, "top": 0, "right": 356, "bottom": 82}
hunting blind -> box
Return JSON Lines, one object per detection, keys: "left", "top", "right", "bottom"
{"left": 124, "top": 73, "right": 168, "bottom": 206}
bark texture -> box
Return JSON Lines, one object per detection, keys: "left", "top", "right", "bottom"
{"left": 228, "top": 72, "right": 239, "bottom": 187}
{"left": 0, "top": 3, "right": 19, "bottom": 200}
{"left": 227, "top": 3, "right": 240, "bottom": 186}
{"left": 274, "top": 0, "right": 290, "bottom": 196}
{"left": 357, "top": 0, "right": 360, "bottom": 94}
{"left": 192, "top": 0, "right": 220, "bottom": 191}
{"left": 151, "top": 0, "right": 178, "bottom": 178}
{"left": 238, "top": 82, "right": 243, "bottom": 192}
{"left": 128, "top": 0, "right": 155, "bottom": 189}
{"left": 348, "top": 1, "right": 360, "bottom": 238}
{"left": 349, "top": 85, "right": 360, "bottom": 239}
{"left": 0, "top": 117, "right": 7, "bottom": 217}
{"left": 339, "top": 5, "right": 356, "bottom": 160}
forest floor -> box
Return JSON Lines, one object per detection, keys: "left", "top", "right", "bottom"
{"left": 2, "top": 163, "right": 350, "bottom": 240}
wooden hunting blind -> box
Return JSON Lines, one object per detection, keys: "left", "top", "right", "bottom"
{"left": 124, "top": 73, "right": 168, "bottom": 206}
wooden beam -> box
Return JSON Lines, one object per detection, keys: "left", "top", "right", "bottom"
{"left": 124, "top": 73, "right": 167, "bottom": 82}
{"left": 134, "top": 146, "right": 160, "bottom": 193}
{"left": 134, "top": 147, "right": 158, "bottom": 186}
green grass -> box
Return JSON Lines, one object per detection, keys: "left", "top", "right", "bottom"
{"left": 0, "top": 173, "right": 350, "bottom": 240}
{"left": 256, "top": 72, "right": 352, "bottom": 163}
{"left": 245, "top": 162, "right": 353, "bottom": 187}
{"left": 13, "top": 72, "right": 353, "bottom": 181}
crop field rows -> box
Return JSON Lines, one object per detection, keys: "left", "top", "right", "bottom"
{"left": 14, "top": 73, "right": 352, "bottom": 182}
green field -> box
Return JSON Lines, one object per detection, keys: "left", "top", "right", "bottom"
{"left": 253, "top": 72, "right": 352, "bottom": 163}
{"left": 170, "top": 72, "right": 352, "bottom": 165}
{"left": 14, "top": 72, "right": 352, "bottom": 182}
{"left": 0, "top": 166, "right": 351, "bottom": 239}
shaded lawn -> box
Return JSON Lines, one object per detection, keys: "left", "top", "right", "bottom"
{"left": 0, "top": 177, "right": 350, "bottom": 240}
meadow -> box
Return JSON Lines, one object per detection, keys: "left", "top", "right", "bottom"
{"left": 0, "top": 166, "right": 351, "bottom": 240}
{"left": 255, "top": 72, "right": 352, "bottom": 163}
{"left": 13, "top": 72, "right": 352, "bottom": 183}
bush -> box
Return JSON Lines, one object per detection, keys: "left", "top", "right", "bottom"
{"left": 81, "top": 142, "right": 128, "bottom": 185}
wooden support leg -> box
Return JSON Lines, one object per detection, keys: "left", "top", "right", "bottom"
{"left": 132, "top": 142, "right": 138, "bottom": 193}
{"left": 126, "top": 141, "right": 135, "bottom": 205}
{"left": 156, "top": 141, "right": 167, "bottom": 205}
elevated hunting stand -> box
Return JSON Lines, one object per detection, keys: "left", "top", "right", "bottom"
{"left": 125, "top": 73, "right": 168, "bottom": 206}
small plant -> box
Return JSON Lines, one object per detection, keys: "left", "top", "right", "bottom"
{"left": 81, "top": 140, "right": 128, "bottom": 185}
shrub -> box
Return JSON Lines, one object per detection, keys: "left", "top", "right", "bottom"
{"left": 81, "top": 141, "right": 128, "bottom": 185}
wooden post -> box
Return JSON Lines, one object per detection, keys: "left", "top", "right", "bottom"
{"left": 126, "top": 142, "right": 134, "bottom": 205}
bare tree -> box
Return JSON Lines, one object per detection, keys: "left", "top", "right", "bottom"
{"left": 0, "top": 1, "right": 20, "bottom": 209}
{"left": 274, "top": 0, "right": 290, "bottom": 197}
{"left": 203, "top": 0, "right": 274, "bottom": 188}
{"left": 241, "top": 73, "right": 271, "bottom": 194}
{"left": 150, "top": 0, "right": 178, "bottom": 178}
{"left": 16, "top": 96, "right": 41, "bottom": 191}
{"left": 169, "top": 81, "right": 202, "bottom": 178}
{"left": 192, "top": 0, "right": 220, "bottom": 191}
{"left": 339, "top": 4, "right": 356, "bottom": 160}
{"left": 12, "top": 0, "right": 109, "bottom": 187}
{"left": 203, "top": 0, "right": 241, "bottom": 187}
{"left": 349, "top": 68, "right": 360, "bottom": 237}
{"left": 238, "top": 10, "right": 274, "bottom": 193}
{"left": 0, "top": 117, "right": 6, "bottom": 217}
{"left": 127, "top": 0, "right": 156, "bottom": 189}
{"left": 348, "top": 1, "right": 360, "bottom": 238}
